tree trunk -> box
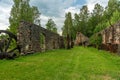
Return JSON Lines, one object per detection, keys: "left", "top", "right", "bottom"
{"left": 70, "top": 37, "right": 74, "bottom": 48}
{"left": 66, "top": 34, "right": 70, "bottom": 49}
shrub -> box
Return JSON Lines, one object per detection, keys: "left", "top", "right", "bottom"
{"left": 90, "top": 33, "right": 102, "bottom": 49}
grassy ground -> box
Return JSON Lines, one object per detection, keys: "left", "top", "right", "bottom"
{"left": 0, "top": 47, "right": 120, "bottom": 80}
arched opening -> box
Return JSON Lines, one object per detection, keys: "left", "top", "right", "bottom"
{"left": 40, "top": 33, "right": 46, "bottom": 51}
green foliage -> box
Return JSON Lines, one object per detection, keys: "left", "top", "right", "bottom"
{"left": 0, "top": 47, "right": 120, "bottom": 80}
{"left": 89, "top": 3, "right": 104, "bottom": 36}
{"left": 111, "top": 10, "right": 120, "bottom": 24}
{"left": 94, "top": 5, "right": 120, "bottom": 34}
{"left": 72, "top": 4, "right": 104, "bottom": 37}
{"left": 68, "top": 0, "right": 120, "bottom": 38}
{"left": 46, "top": 18, "right": 57, "bottom": 33}
{"left": 79, "top": 5, "right": 89, "bottom": 36}
{"left": 94, "top": 21, "right": 107, "bottom": 33}
{"left": 39, "top": 33, "right": 45, "bottom": 49}
{"left": 9, "top": 0, "right": 40, "bottom": 34}
{"left": 62, "top": 12, "right": 74, "bottom": 49}
{"left": 104, "top": 0, "right": 120, "bottom": 26}
{"left": 0, "top": 34, "right": 8, "bottom": 39}
{"left": 73, "top": 13, "right": 80, "bottom": 32}
{"left": 87, "top": 0, "right": 120, "bottom": 37}
{"left": 62, "top": 12, "right": 73, "bottom": 37}
{"left": 90, "top": 34, "right": 102, "bottom": 48}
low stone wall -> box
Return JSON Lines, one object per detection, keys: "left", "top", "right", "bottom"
{"left": 17, "top": 21, "right": 64, "bottom": 54}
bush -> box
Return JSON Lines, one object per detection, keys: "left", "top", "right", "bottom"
{"left": 90, "top": 33, "right": 102, "bottom": 49}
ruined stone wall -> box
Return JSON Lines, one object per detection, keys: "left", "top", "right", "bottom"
{"left": 101, "top": 23, "right": 120, "bottom": 44}
{"left": 100, "top": 21, "right": 120, "bottom": 54}
{"left": 75, "top": 32, "right": 89, "bottom": 46}
{"left": 17, "top": 21, "right": 64, "bottom": 54}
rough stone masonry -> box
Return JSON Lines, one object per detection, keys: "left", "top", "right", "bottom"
{"left": 100, "top": 21, "right": 120, "bottom": 54}
{"left": 75, "top": 32, "right": 89, "bottom": 46}
{"left": 17, "top": 21, "right": 64, "bottom": 54}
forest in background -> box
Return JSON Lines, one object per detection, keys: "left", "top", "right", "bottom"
{"left": 8, "top": 0, "right": 120, "bottom": 49}
{"left": 62, "top": 0, "right": 120, "bottom": 48}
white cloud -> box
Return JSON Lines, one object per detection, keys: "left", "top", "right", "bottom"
{"left": 40, "top": 6, "right": 80, "bottom": 34}
{"left": 0, "top": 1, "right": 12, "bottom": 30}
{"left": 53, "top": 17, "right": 65, "bottom": 33}
{"left": 0, "top": 0, "right": 76, "bottom": 34}
{"left": 30, "top": 0, "right": 78, "bottom": 34}
{"left": 65, "top": 6, "right": 80, "bottom": 18}
{"left": 65, "top": 7, "right": 79, "bottom": 14}
{"left": 30, "top": 0, "right": 76, "bottom": 17}
{"left": 0, "top": 0, "right": 109, "bottom": 35}
{"left": 40, "top": 15, "right": 49, "bottom": 28}
{"left": 86, "top": 0, "right": 109, "bottom": 12}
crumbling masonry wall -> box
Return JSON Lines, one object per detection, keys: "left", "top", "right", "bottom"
{"left": 100, "top": 21, "right": 120, "bottom": 54}
{"left": 17, "top": 21, "right": 64, "bottom": 54}
{"left": 75, "top": 32, "right": 89, "bottom": 46}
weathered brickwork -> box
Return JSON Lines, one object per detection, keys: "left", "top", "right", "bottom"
{"left": 100, "top": 21, "right": 120, "bottom": 54}
{"left": 17, "top": 21, "right": 64, "bottom": 54}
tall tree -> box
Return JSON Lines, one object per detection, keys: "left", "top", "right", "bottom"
{"left": 93, "top": 0, "right": 120, "bottom": 34}
{"left": 74, "top": 13, "right": 80, "bottom": 32}
{"left": 9, "top": 0, "right": 40, "bottom": 34}
{"left": 79, "top": 5, "right": 89, "bottom": 36}
{"left": 111, "top": 10, "right": 120, "bottom": 24}
{"left": 104, "top": 0, "right": 120, "bottom": 26}
{"left": 62, "top": 12, "right": 73, "bottom": 49}
{"left": 90, "top": 3, "right": 104, "bottom": 34}
{"left": 73, "top": 13, "right": 80, "bottom": 38}
{"left": 46, "top": 19, "right": 57, "bottom": 33}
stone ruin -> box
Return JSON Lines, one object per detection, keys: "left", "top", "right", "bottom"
{"left": 17, "top": 21, "right": 64, "bottom": 54}
{"left": 74, "top": 21, "right": 120, "bottom": 54}
{"left": 0, "top": 20, "right": 119, "bottom": 58}
{"left": 75, "top": 32, "right": 89, "bottom": 46}
{"left": 100, "top": 21, "right": 120, "bottom": 54}
{"left": 18, "top": 20, "right": 119, "bottom": 55}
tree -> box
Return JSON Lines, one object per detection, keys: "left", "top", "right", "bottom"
{"left": 79, "top": 5, "right": 89, "bottom": 36}
{"left": 94, "top": 21, "right": 107, "bottom": 33}
{"left": 72, "top": 13, "right": 80, "bottom": 38}
{"left": 9, "top": 0, "right": 40, "bottom": 34}
{"left": 89, "top": 3, "right": 104, "bottom": 34}
{"left": 111, "top": 10, "right": 120, "bottom": 24}
{"left": 93, "top": 0, "right": 120, "bottom": 33}
{"left": 104, "top": 0, "right": 120, "bottom": 26}
{"left": 46, "top": 19, "right": 57, "bottom": 33}
{"left": 74, "top": 13, "right": 80, "bottom": 32}
{"left": 62, "top": 12, "right": 74, "bottom": 49}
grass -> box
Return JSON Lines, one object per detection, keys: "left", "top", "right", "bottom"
{"left": 0, "top": 47, "right": 120, "bottom": 80}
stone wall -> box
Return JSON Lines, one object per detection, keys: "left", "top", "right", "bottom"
{"left": 17, "top": 21, "right": 64, "bottom": 54}
{"left": 75, "top": 32, "right": 89, "bottom": 46}
{"left": 100, "top": 21, "right": 120, "bottom": 54}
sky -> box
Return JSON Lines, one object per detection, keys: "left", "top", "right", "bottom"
{"left": 0, "top": 0, "right": 109, "bottom": 34}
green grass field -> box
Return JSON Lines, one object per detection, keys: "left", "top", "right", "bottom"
{"left": 0, "top": 47, "right": 120, "bottom": 80}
